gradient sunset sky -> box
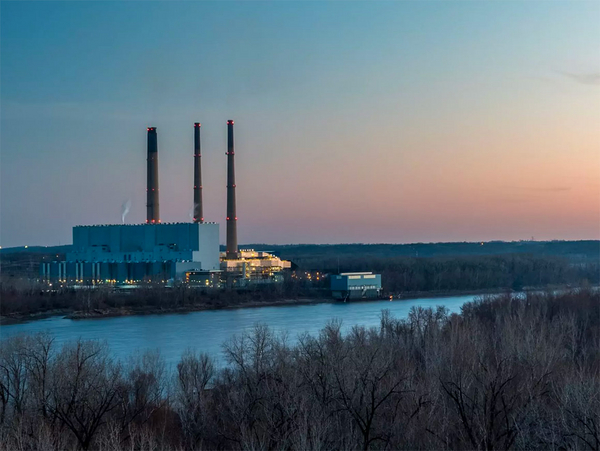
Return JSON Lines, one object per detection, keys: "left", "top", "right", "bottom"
{"left": 1, "top": 1, "right": 599, "bottom": 247}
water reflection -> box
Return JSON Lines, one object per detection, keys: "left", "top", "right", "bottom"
{"left": 1, "top": 295, "right": 477, "bottom": 367}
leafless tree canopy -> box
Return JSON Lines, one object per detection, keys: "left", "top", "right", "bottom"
{"left": 1, "top": 288, "right": 598, "bottom": 450}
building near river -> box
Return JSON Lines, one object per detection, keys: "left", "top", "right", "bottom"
{"left": 221, "top": 249, "right": 292, "bottom": 287}
{"left": 330, "top": 272, "right": 382, "bottom": 300}
{"left": 40, "top": 222, "right": 220, "bottom": 285}
{"left": 39, "top": 121, "right": 289, "bottom": 287}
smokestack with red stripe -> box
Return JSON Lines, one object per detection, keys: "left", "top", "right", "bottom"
{"left": 193, "top": 123, "right": 203, "bottom": 223}
{"left": 226, "top": 120, "right": 239, "bottom": 259}
{"left": 146, "top": 127, "right": 160, "bottom": 223}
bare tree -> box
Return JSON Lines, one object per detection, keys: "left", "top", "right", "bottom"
{"left": 0, "top": 335, "right": 30, "bottom": 421}
{"left": 46, "top": 340, "right": 121, "bottom": 450}
{"left": 175, "top": 349, "right": 214, "bottom": 448}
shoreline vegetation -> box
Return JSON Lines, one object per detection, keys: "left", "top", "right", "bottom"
{"left": 0, "top": 251, "right": 600, "bottom": 325}
{"left": 0, "top": 286, "right": 576, "bottom": 326}
{"left": 0, "top": 288, "right": 598, "bottom": 450}
{"left": 65, "top": 287, "right": 516, "bottom": 320}
{"left": 2, "top": 250, "right": 598, "bottom": 326}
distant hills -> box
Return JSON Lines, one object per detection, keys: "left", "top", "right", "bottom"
{"left": 235, "top": 241, "right": 600, "bottom": 262}
{"left": 2, "top": 240, "right": 598, "bottom": 261}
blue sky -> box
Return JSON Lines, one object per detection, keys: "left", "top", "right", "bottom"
{"left": 1, "top": 1, "right": 599, "bottom": 247}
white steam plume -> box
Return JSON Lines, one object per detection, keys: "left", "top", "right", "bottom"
{"left": 121, "top": 199, "right": 131, "bottom": 224}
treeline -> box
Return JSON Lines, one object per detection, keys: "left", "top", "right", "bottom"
{"left": 252, "top": 240, "right": 600, "bottom": 261}
{"left": 0, "top": 283, "right": 287, "bottom": 317}
{"left": 343, "top": 254, "right": 599, "bottom": 293}
{"left": 286, "top": 253, "right": 599, "bottom": 294}
{"left": 2, "top": 253, "right": 598, "bottom": 317}
{"left": 1, "top": 288, "right": 598, "bottom": 450}
{"left": 0, "top": 252, "right": 65, "bottom": 279}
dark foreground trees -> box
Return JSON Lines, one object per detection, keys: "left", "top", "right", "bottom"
{"left": 1, "top": 288, "right": 598, "bottom": 450}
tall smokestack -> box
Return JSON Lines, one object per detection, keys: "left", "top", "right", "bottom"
{"left": 226, "top": 120, "right": 238, "bottom": 259}
{"left": 146, "top": 127, "right": 160, "bottom": 224}
{"left": 193, "top": 123, "right": 203, "bottom": 223}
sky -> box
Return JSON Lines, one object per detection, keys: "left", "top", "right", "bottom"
{"left": 1, "top": 1, "right": 599, "bottom": 247}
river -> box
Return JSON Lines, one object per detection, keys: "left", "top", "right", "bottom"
{"left": 0, "top": 295, "right": 479, "bottom": 367}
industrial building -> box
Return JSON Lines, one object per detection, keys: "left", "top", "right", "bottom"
{"left": 40, "top": 121, "right": 290, "bottom": 287}
{"left": 40, "top": 222, "right": 220, "bottom": 284}
{"left": 330, "top": 272, "right": 382, "bottom": 300}
{"left": 221, "top": 249, "right": 292, "bottom": 286}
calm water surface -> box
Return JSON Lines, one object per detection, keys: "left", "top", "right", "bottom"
{"left": 0, "top": 295, "right": 477, "bottom": 367}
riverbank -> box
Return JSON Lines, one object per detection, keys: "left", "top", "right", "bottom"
{"left": 65, "top": 288, "right": 521, "bottom": 321}
{"left": 0, "top": 298, "right": 332, "bottom": 325}
{"left": 1, "top": 284, "right": 585, "bottom": 326}
{"left": 64, "top": 297, "right": 332, "bottom": 320}
{"left": 0, "top": 309, "right": 73, "bottom": 326}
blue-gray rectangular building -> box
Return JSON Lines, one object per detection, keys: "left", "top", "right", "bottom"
{"left": 330, "top": 272, "right": 382, "bottom": 300}
{"left": 40, "top": 222, "right": 220, "bottom": 284}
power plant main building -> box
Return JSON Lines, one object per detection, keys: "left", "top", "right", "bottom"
{"left": 40, "top": 121, "right": 290, "bottom": 287}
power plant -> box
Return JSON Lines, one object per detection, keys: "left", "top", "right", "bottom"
{"left": 40, "top": 122, "right": 290, "bottom": 287}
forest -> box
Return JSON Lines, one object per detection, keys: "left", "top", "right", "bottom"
{"left": 1, "top": 288, "right": 598, "bottom": 450}
{"left": 1, "top": 252, "right": 598, "bottom": 319}
{"left": 256, "top": 240, "right": 600, "bottom": 262}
